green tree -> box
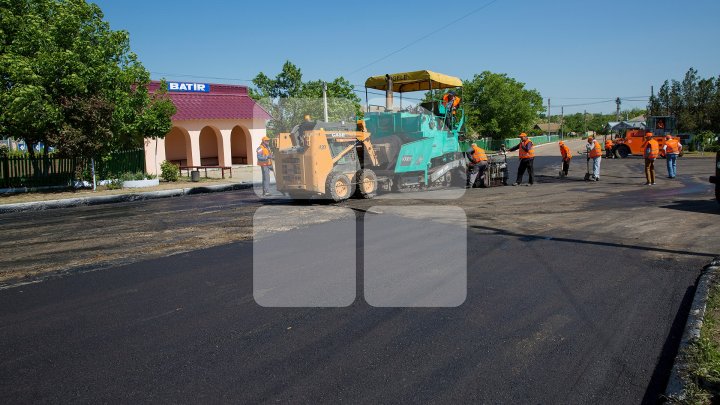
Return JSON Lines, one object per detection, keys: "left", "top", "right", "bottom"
{"left": 0, "top": 0, "right": 175, "bottom": 164}
{"left": 250, "top": 61, "right": 361, "bottom": 135}
{"left": 462, "top": 71, "right": 544, "bottom": 139}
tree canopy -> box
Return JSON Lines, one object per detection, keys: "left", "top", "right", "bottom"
{"left": 250, "top": 61, "right": 361, "bottom": 135}
{"left": 649, "top": 67, "right": 720, "bottom": 133}
{"left": 460, "top": 72, "right": 544, "bottom": 139}
{"left": 0, "top": 0, "right": 175, "bottom": 158}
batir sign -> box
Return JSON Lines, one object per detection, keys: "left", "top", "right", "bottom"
{"left": 167, "top": 82, "right": 210, "bottom": 93}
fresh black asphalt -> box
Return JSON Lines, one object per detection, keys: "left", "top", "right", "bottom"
{"left": 0, "top": 154, "right": 716, "bottom": 404}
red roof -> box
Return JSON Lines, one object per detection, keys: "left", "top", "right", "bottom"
{"left": 148, "top": 81, "right": 271, "bottom": 121}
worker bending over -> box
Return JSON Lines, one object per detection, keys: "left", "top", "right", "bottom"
{"left": 559, "top": 141, "right": 572, "bottom": 178}
{"left": 466, "top": 143, "right": 488, "bottom": 188}
{"left": 643, "top": 132, "right": 659, "bottom": 185}
{"left": 663, "top": 134, "right": 682, "bottom": 179}
{"left": 605, "top": 138, "right": 614, "bottom": 159}
{"left": 508, "top": 133, "right": 535, "bottom": 186}
{"left": 586, "top": 135, "right": 602, "bottom": 181}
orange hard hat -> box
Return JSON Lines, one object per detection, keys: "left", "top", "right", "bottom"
{"left": 558, "top": 140, "right": 564, "bottom": 145}
{"left": 262, "top": 136, "right": 270, "bottom": 141}
{"left": 587, "top": 134, "right": 594, "bottom": 139}
{"left": 645, "top": 132, "right": 653, "bottom": 138}
{"left": 520, "top": 133, "right": 528, "bottom": 138}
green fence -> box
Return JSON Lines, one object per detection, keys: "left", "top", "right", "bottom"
{"left": 0, "top": 149, "right": 145, "bottom": 189}
{"left": 461, "top": 135, "right": 561, "bottom": 152}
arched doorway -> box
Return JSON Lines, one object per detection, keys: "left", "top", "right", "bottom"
{"left": 165, "top": 126, "right": 192, "bottom": 166}
{"left": 199, "top": 126, "right": 222, "bottom": 166}
{"left": 230, "top": 125, "right": 251, "bottom": 165}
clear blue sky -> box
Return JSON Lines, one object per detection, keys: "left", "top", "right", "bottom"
{"left": 94, "top": 0, "right": 719, "bottom": 116}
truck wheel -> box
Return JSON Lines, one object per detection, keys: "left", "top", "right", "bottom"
{"left": 356, "top": 169, "right": 378, "bottom": 199}
{"left": 617, "top": 145, "right": 630, "bottom": 158}
{"left": 326, "top": 172, "right": 354, "bottom": 202}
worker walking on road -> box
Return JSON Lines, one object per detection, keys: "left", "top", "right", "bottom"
{"left": 508, "top": 133, "right": 535, "bottom": 186}
{"left": 257, "top": 136, "right": 274, "bottom": 196}
{"left": 605, "top": 138, "right": 614, "bottom": 159}
{"left": 559, "top": 140, "right": 572, "bottom": 178}
{"left": 586, "top": 135, "right": 602, "bottom": 181}
{"left": 643, "top": 132, "right": 659, "bottom": 185}
{"left": 663, "top": 134, "right": 682, "bottom": 179}
{"left": 466, "top": 143, "right": 488, "bottom": 188}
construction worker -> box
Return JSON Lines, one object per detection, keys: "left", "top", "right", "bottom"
{"left": 643, "top": 132, "right": 659, "bottom": 185}
{"left": 257, "top": 136, "right": 273, "bottom": 196}
{"left": 663, "top": 134, "right": 682, "bottom": 178}
{"left": 559, "top": 140, "right": 572, "bottom": 177}
{"left": 466, "top": 143, "right": 488, "bottom": 188}
{"left": 586, "top": 135, "right": 602, "bottom": 181}
{"left": 442, "top": 91, "right": 461, "bottom": 129}
{"left": 605, "top": 138, "right": 614, "bottom": 159}
{"left": 508, "top": 133, "right": 535, "bottom": 186}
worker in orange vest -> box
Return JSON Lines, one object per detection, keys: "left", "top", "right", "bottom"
{"left": 442, "top": 91, "right": 461, "bottom": 129}
{"left": 604, "top": 138, "right": 614, "bottom": 159}
{"left": 558, "top": 141, "right": 572, "bottom": 178}
{"left": 466, "top": 143, "right": 488, "bottom": 188}
{"left": 586, "top": 135, "right": 603, "bottom": 181}
{"left": 663, "top": 134, "right": 682, "bottom": 179}
{"left": 508, "top": 133, "right": 535, "bottom": 186}
{"left": 643, "top": 132, "right": 659, "bottom": 185}
{"left": 257, "top": 136, "right": 274, "bottom": 196}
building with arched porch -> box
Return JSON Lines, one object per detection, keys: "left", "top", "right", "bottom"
{"left": 144, "top": 81, "right": 270, "bottom": 174}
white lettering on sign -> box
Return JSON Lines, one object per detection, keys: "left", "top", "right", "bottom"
{"left": 167, "top": 82, "right": 211, "bottom": 93}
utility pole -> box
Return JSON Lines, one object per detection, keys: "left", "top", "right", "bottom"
{"left": 560, "top": 106, "right": 564, "bottom": 139}
{"left": 584, "top": 109, "right": 587, "bottom": 135}
{"left": 322, "top": 82, "right": 329, "bottom": 122}
{"left": 547, "top": 98, "right": 551, "bottom": 135}
{"left": 615, "top": 97, "right": 621, "bottom": 122}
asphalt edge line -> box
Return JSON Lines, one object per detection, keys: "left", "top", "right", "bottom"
{"left": 665, "top": 256, "right": 720, "bottom": 402}
{"left": 0, "top": 182, "right": 255, "bottom": 214}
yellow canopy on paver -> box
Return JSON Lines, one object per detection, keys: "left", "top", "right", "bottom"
{"left": 364, "top": 70, "right": 463, "bottom": 93}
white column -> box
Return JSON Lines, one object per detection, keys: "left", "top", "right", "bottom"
{"left": 220, "top": 129, "right": 232, "bottom": 167}
{"left": 188, "top": 130, "right": 201, "bottom": 167}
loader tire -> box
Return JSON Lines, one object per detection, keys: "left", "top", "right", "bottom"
{"left": 355, "top": 169, "right": 378, "bottom": 199}
{"left": 326, "top": 172, "right": 354, "bottom": 202}
{"left": 616, "top": 145, "right": 630, "bottom": 159}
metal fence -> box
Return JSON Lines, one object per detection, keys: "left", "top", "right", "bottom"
{"left": 0, "top": 149, "right": 145, "bottom": 189}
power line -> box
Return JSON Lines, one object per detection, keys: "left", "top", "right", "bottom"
{"left": 346, "top": 0, "right": 500, "bottom": 76}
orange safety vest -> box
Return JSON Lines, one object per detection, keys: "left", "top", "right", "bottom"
{"left": 588, "top": 140, "right": 602, "bottom": 158}
{"left": 257, "top": 144, "right": 272, "bottom": 166}
{"left": 644, "top": 139, "right": 660, "bottom": 159}
{"left": 442, "top": 94, "right": 461, "bottom": 108}
{"left": 665, "top": 138, "right": 680, "bottom": 154}
{"left": 518, "top": 139, "right": 535, "bottom": 159}
{"left": 605, "top": 140, "right": 613, "bottom": 150}
{"left": 560, "top": 144, "right": 572, "bottom": 160}
{"left": 470, "top": 144, "right": 488, "bottom": 163}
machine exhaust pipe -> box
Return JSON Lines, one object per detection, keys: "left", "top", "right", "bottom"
{"left": 385, "top": 74, "right": 393, "bottom": 112}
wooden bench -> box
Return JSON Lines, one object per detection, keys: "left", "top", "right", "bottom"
{"left": 179, "top": 165, "right": 233, "bottom": 179}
